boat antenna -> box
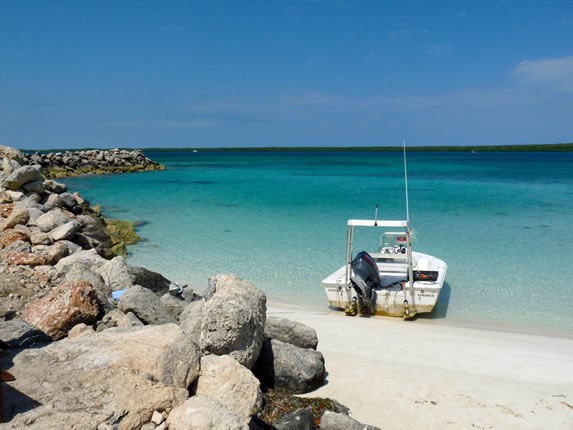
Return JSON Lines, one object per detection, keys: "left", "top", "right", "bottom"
{"left": 374, "top": 204, "right": 379, "bottom": 226}
{"left": 403, "top": 140, "right": 410, "bottom": 223}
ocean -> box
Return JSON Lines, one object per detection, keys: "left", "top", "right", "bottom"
{"left": 62, "top": 150, "right": 573, "bottom": 335}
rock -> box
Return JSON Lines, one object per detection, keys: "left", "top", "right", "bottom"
{"left": 55, "top": 248, "right": 107, "bottom": 272}
{"left": 2, "top": 324, "right": 197, "bottom": 430}
{"left": 160, "top": 292, "right": 198, "bottom": 320}
{"left": 49, "top": 220, "right": 81, "bottom": 241}
{"left": 46, "top": 241, "right": 70, "bottom": 264}
{"left": 200, "top": 274, "right": 266, "bottom": 368}
{"left": 29, "top": 230, "right": 52, "bottom": 245}
{"left": 59, "top": 192, "right": 80, "bottom": 213}
{"left": 96, "top": 256, "right": 133, "bottom": 291}
{"left": 76, "top": 214, "right": 112, "bottom": 244}
{"left": 35, "top": 208, "right": 72, "bottom": 232}
{"left": 23, "top": 280, "right": 101, "bottom": 340}
{"left": 43, "top": 179, "right": 67, "bottom": 194}
{"left": 178, "top": 300, "right": 204, "bottom": 344}
{"left": 194, "top": 354, "right": 263, "bottom": 420}
{"left": 275, "top": 408, "right": 314, "bottom": 430}
{"left": 6, "top": 251, "right": 48, "bottom": 266}
{"left": 167, "top": 395, "right": 250, "bottom": 430}
{"left": 96, "top": 309, "right": 144, "bottom": 332}
{"left": 0, "top": 318, "right": 51, "bottom": 349}
{"left": 127, "top": 265, "right": 172, "bottom": 294}
{"left": 118, "top": 285, "right": 176, "bottom": 325}
{"left": 68, "top": 322, "right": 95, "bottom": 338}
{"left": 264, "top": 316, "right": 318, "bottom": 350}
{"left": 3, "top": 165, "right": 42, "bottom": 190}
{"left": 42, "top": 192, "right": 61, "bottom": 210}
{"left": 4, "top": 189, "right": 25, "bottom": 202}
{"left": 59, "top": 263, "right": 109, "bottom": 295}
{"left": 253, "top": 339, "right": 325, "bottom": 394}
{"left": 0, "top": 145, "right": 27, "bottom": 165}
{"left": 320, "top": 411, "right": 382, "bottom": 430}
{"left": 22, "top": 179, "right": 44, "bottom": 193}
{"left": 1, "top": 207, "right": 30, "bottom": 230}
{"left": 0, "top": 229, "right": 30, "bottom": 248}
{"left": 151, "top": 410, "right": 164, "bottom": 425}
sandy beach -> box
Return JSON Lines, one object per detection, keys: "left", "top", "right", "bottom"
{"left": 268, "top": 304, "right": 573, "bottom": 430}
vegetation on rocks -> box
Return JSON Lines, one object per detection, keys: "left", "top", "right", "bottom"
{"left": 104, "top": 218, "right": 141, "bottom": 257}
{"left": 255, "top": 389, "right": 347, "bottom": 428}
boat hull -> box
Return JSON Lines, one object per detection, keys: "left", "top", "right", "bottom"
{"left": 322, "top": 251, "right": 447, "bottom": 318}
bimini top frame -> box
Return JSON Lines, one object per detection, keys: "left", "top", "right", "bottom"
{"left": 344, "top": 218, "right": 416, "bottom": 315}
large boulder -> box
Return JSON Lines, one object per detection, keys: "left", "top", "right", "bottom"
{"left": 22, "top": 280, "right": 101, "bottom": 340}
{"left": 167, "top": 395, "right": 250, "bottom": 430}
{"left": 2, "top": 165, "right": 42, "bottom": 190}
{"left": 264, "top": 316, "right": 319, "bottom": 350}
{"left": 200, "top": 274, "right": 266, "bottom": 368}
{"left": 253, "top": 339, "right": 325, "bottom": 394}
{"left": 1, "top": 324, "right": 199, "bottom": 429}
{"left": 118, "top": 285, "right": 176, "bottom": 325}
{"left": 194, "top": 354, "right": 262, "bottom": 421}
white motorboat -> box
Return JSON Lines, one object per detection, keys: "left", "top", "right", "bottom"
{"left": 321, "top": 144, "right": 447, "bottom": 318}
{"left": 321, "top": 217, "right": 447, "bottom": 318}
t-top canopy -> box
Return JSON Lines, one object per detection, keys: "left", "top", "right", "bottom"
{"left": 347, "top": 219, "right": 409, "bottom": 228}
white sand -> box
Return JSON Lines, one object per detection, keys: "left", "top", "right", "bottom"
{"left": 267, "top": 304, "right": 573, "bottom": 429}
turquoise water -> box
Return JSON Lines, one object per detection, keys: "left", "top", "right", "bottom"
{"left": 63, "top": 151, "right": 573, "bottom": 334}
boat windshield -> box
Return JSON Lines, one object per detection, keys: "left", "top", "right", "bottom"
{"left": 379, "top": 232, "right": 409, "bottom": 254}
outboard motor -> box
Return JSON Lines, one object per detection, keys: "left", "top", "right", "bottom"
{"left": 350, "top": 251, "right": 380, "bottom": 315}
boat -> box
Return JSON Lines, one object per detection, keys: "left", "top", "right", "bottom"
{"left": 321, "top": 216, "right": 447, "bottom": 318}
{"left": 321, "top": 144, "right": 447, "bottom": 318}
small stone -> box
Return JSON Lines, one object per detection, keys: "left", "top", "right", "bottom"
{"left": 151, "top": 410, "right": 164, "bottom": 425}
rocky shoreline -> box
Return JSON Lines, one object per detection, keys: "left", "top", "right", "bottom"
{"left": 0, "top": 146, "right": 379, "bottom": 429}
{"left": 20, "top": 148, "right": 165, "bottom": 179}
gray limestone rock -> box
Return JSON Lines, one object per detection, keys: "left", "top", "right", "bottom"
{"left": 1, "top": 324, "right": 198, "bottom": 429}
{"left": 118, "top": 285, "right": 176, "bottom": 325}
{"left": 49, "top": 220, "right": 81, "bottom": 241}
{"left": 3, "top": 165, "right": 42, "bottom": 190}
{"left": 167, "top": 395, "right": 250, "bottom": 430}
{"left": 194, "top": 354, "right": 262, "bottom": 420}
{"left": 200, "top": 274, "right": 266, "bottom": 369}
{"left": 264, "top": 316, "right": 318, "bottom": 350}
{"left": 320, "top": 411, "right": 382, "bottom": 430}
{"left": 253, "top": 339, "right": 325, "bottom": 394}
{"left": 35, "top": 208, "right": 72, "bottom": 232}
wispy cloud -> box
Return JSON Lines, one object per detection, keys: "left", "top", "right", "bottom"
{"left": 512, "top": 56, "right": 573, "bottom": 92}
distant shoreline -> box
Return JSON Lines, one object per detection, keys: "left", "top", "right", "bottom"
{"left": 23, "top": 142, "right": 573, "bottom": 153}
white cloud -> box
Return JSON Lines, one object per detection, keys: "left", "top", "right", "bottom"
{"left": 512, "top": 56, "right": 573, "bottom": 91}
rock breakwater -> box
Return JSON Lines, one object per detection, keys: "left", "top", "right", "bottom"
{"left": 0, "top": 146, "right": 380, "bottom": 429}
{"left": 12, "top": 147, "right": 165, "bottom": 179}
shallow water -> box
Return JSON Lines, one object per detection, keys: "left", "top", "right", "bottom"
{"left": 63, "top": 150, "right": 573, "bottom": 334}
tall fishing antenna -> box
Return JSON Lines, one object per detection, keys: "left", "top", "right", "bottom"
{"left": 403, "top": 140, "right": 410, "bottom": 223}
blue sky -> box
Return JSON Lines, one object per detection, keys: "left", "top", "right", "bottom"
{"left": 1, "top": 1, "right": 572, "bottom": 149}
